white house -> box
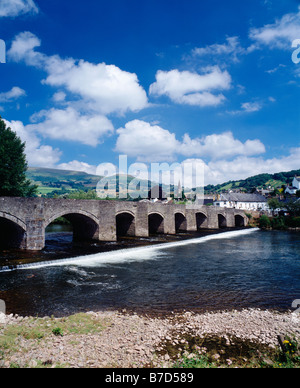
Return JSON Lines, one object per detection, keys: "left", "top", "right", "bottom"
{"left": 214, "top": 193, "right": 269, "bottom": 212}
{"left": 285, "top": 176, "right": 300, "bottom": 195}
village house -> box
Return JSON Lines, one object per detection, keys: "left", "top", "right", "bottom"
{"left": 285, "top": 176, "right": 300, "bottom": 195}
{"left": 214, "top": 193, "right": 269, "bottom": 212}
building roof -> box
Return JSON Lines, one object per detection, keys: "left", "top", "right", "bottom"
{"left": 218, "top": 193, "right": 267, "bottom": 203}
{"left": 294, "top": 176, "right": 300, "bottom": 182}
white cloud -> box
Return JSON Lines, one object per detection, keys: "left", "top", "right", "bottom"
{"left": 115, "top": 120, "right": 180, "bottom": 162}
{"left": 0, "top": 0, "right": 38, "bottom": 18}
{"left": 28, "top": 107, "right": 114, "bottom": 146}
{"left": 249, "top": 7, "right": 300, "bottom": 49}
{"left": 241, "top": 102, "right": 262, "bottom": 113}
{"left": 8, "top": 32, "right": 149, "bottom": 115}
{"left": 0, "top": 87, "right": 26, "bottom": 102}
{"left": 44, "top": 60, "right": 149, "bottom": 115}
{"left": 57, "top": 160, "right": 97, "bottom": 175}
{"left": 8, "top": 31, "right": 43, "bottom": 65}
{"left": 227, "top": 101, "right": 266, "bottom": 115}
{"left": 149, "top": 67, "right": 231, "bottom": 107}
{"left": 115, "top": 120, "right": 266, "bottom": 162}
{"left": 52, "top": 91, "right": 66, "bottom": 103}
{"left": 180, "top": 132, "right": 265, "bottom": 159}
{"left": 192, "top": 36, "right": 246, "bottom": 62}
{"left": 204, "top": 147, "right": 300, "bottom": 185}
{"left": 4, "top": 119, "right": 61, "bottom": 167}
{"left": 179, "top": 147, "right": 300, "bottom": 186}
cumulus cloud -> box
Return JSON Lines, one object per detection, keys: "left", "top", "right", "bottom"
{"left": 149, "top": 67, "right": 231, "bottom": 107}
{"left": 203, "top": 147, "right": 300, "bottom": 185}
{"left": 177, "top": 146, "right": 300, "bottom": 186}
{"left": 0, "top": 87, "right": 26, "bottom": 102}
{"left": 115, "top": 120, "right": 180, "bottom": 162}
{"left": 28, "top": 107, "right": 114, "bottom": 146}
{"left": 249, "top": 7, "right": 300, "bottom": 49}
{"left": 115, "top": 120, "right": 265, "bottom": 162}
{"left": 180, "top": 132, "right": 265, "bottom": 159}
{"left": 4, "top": 119, "right": 61, "bottom": 168}
{"left": 44, "top": 60, "right": 149, "bottom": 115}
{"left": 0, "top": 0, "right": 38, "bottom": 18}
{"left": 8, "top": 32, "right": 149, "bottom": 115}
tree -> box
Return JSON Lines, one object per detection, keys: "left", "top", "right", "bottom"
{"left": 285, "top": 200, "right": 300, "bottom": 217}
{"left": 268, "top": 198, "right": 282, "bottom": 212}
{"left": 0, "top": 117, "right": 37, "bottom": 197}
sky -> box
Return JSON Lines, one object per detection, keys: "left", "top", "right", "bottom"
{"left": 0, "top": 0, "right": 299, "bottom": 186}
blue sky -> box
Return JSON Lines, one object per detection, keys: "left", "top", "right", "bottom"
{"left": 0, "top": 0, "right": 299, "bottom": 185}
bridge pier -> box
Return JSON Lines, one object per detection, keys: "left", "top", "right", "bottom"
{"left": 135, "top": 203, "right": 149, "bottom": 238}
{"left": 26, "top": 219, "right": 45, "bottom": 250}
{"left": 98, "top": 202, "right": 117, "bottom": 242}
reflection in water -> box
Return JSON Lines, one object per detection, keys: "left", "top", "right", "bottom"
{"left": 0, "top": 228, "right": 299, "bottom": 317}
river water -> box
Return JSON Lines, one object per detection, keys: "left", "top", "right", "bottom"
{"left": 0, "top": 228, "right": 299, "bottom": 317}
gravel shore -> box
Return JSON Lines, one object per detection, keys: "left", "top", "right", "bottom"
{"left": 1, "top": 308, "right": 300, "bottom": 368}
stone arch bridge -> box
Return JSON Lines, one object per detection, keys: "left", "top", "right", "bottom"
{"left": 0, "top": 198, "right": 248, "bottom": 251}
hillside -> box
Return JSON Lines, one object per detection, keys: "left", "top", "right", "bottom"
{"left": 27, "top": 167, "right": 300, "bottom": 197}
{"left": 204, "top": 169, "right": 300, "bottom": 194}
{"left": 27, "top": 167, "right": 102, "bottom": 196}
{"left": 27, "top": 167, "right": 161, "bottom": 198}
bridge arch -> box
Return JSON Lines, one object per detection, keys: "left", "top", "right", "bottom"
{"left": 218, "top": 214, "right": 227, "bottom": 229}
{"left": 45, "top": 210, "right": 99, "bottom": 242}
{"left": 148, "top": 212, "right": 164, "bottom": 235}
{"left": 196, "top": 212, "right": 208, "bottom": 229}
{"left": 0, "top": 213, "right": 27, "bottom": 249}
{"left": 175, "top": 212, "right": 187, "bottom": 232}
{"left": 235, "top": 214, "right": 246, "bottom": 227}
{"left": 116, "top": 212, "right": 136, "bottom": 237}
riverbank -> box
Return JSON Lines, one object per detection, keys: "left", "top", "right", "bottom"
{"left": 1, "top": 308, "right": 300, "bottom": 368}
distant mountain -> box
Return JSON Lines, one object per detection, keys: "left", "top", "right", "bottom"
{"left": 27, "top": 166, "right": 300, "bottom": 197}
{"left": 27, "top": 167, "right": 103, "bottom": 196}
{"left": 27, "top": 167, "right": 165, "bottom": 197}
{"left": 204, "top": 169, "right": 300, "bottom": 194}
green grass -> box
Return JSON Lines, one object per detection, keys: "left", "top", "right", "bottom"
{"left": 38, "top": 186, "right": 62, "bottom": 195}
{"left": 0, "top": 313, "right": 110, "bottom": 355}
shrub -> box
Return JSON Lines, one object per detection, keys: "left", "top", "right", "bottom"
{"left": 271, "top": 217, "right": 286, "bottom": 230}
{"left": 259, "top": 215, "right": 271, "bottom": 229}
{"left": 52, "top": 328, "right": 64, "bottom": 337}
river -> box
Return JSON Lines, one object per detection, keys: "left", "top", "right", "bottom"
{"left": 0, "top": 227, "right": 299, "bottom": 317}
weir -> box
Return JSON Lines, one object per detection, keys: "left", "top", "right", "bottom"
{"left": 0, "top": 198, "right": 249, "bottom": 251}
{"left": 0, "top": 228, "right": 259, "bottom": 273}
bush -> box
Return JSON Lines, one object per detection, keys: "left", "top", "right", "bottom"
{"left": 285, "top": 217, "right": 300, "bottom": 228}
{"left": 271, "top": 217, "right": 286, "bottom": 230}
{"left": 259, "top": 215, "right": 272, "bottom": 229}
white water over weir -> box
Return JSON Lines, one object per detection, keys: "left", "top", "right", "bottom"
{"left": 0, "top": 229, "right": 259, "bottom": 273}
